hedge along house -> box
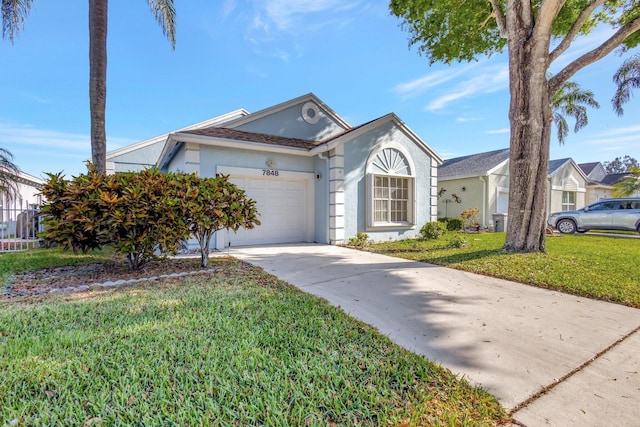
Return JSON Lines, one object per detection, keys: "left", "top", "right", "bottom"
{"left": 112, "top": 94, "right": 441, "bottom": 249}
{"left": 437, "top": 148, "right": 588, "bottom": 228}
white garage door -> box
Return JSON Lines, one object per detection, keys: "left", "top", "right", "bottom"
{"left": 216, "top": 167, "right": 314, "bottom": 248}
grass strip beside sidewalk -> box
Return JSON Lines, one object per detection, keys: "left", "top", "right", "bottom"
{"left": 372, "top": 232, "right": 640, "bottom": 308}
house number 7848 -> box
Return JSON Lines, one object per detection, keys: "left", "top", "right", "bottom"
{"left": 262, "top": 169, "right": 279, "bottom": 176}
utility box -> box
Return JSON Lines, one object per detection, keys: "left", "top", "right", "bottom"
{"left": 492, "top": 213, "right": 508, "bottom": 232}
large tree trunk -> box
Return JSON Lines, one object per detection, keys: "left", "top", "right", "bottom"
{"left": 504, "top": 2, "right": 552, "bottom": 253}
{"left": 89, "top": 0, "right": 108, "bottom": 174}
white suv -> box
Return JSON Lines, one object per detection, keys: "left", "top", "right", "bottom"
{"left": 548, "top": 198, "right": 640, "bottom": 234}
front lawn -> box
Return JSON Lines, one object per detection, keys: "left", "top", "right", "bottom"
{"left": 371, "top": 232, "right": 640, "bottom": 308}
{"left": 0, "top": 258, "right": 506, "bottom": 426}
{"left": 0, "top": 247, "right": 114, "bottom": 288}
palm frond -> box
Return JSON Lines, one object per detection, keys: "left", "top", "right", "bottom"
{"left": 550, "top": 79, "right": 599, "bottom": 145}
{"left": 1, "top": 0, "right": 33, "bottom": 42}
{"left": 552, "top": 112, "right": 569, "bottom": 144}
{"left": 612, "top": 54, "right": 640, "bottom": 116}
{"left": 0, "top": 147, "right": 20, "bottom": 200}
{"left": 613, "top": 166, "right": 640, "bottom": 197}
{"left": 147, "top": 0, "right": 176, "bottom": 49}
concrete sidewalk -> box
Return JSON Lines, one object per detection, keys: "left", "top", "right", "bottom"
{"left": 231, "top": 243, "right": 640, "bottom": 426}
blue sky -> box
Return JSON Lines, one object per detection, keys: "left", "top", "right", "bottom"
{"left": 1, "top": 1, "right": 638, "bottom": 178}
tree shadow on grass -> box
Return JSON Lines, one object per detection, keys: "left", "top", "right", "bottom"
{"left": 402, "top": 248, "right": 510, "bottom": 266}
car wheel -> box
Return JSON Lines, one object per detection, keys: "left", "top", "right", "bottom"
{"left": 557, "top": 219, "right": 577, "bottom": 234}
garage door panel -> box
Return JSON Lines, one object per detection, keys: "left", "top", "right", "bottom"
{"left": 220, "top": 172, "right": 312, "bottom": 247}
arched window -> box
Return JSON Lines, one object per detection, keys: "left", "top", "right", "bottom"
{"left": 366, "top": 144, "right": 416, "bottom": 228}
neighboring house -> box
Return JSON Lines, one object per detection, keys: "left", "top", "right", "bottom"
{"left": 1, "top": 171, "right": 44, "bottom": 238}
{"left": 437, "top": 148, "right": 587, "bottom": 227}
{"left": 578, "top": 162, "right": 640, "bottom": 202}
{"left": 110, "top": 93, "right": 442, "bottom": 248}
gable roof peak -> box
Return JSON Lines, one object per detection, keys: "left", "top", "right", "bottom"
{"left": 222, "top": 93, "right": 351, "bottom": 130}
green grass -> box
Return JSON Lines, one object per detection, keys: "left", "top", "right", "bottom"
{"left": 0, "top": 260, "right": 506, "bottom": 426}
{"left": 372, "top": 232, "right": 640, "bottom": 308}
{"left": 0, "top": 247, "right": 114, "bottom": 287}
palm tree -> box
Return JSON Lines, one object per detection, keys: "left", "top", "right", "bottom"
{"left": 551, "top": 80, "right": 600, "bottom": 145}
{"left": 0, "top": 147, "right": 20, "bottom": 201}
{"left": 612, "top": 54, "right": 640, "bottom": 117}
{"left": 2, "top": 0, "right": 176, "bottom": 173}
{"left": 613, "top": 166, "right": 640, "bottom": 197}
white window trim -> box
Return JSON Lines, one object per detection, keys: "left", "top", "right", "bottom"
{"left": 365, "top": 143, "right": 417, "bottom": 230}
{"left": 562, "top": 190, "right": 577, "bottom": 211}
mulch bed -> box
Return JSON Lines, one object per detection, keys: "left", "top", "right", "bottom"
{"left": 4, "top": 258, "right": 208, "bottom": 297}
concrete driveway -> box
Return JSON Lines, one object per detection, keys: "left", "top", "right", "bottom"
{"left": 231, "top": 243, "right": 640, "bottom": 426}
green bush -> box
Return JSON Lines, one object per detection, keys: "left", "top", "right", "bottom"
{"left": 446, "top": 217, "right": 464, "bottom": 231}
{"left": 39, "top": 167, "right": 261, "bottom": 271}
{"left": 40, "top": 166, "right": 114, "bottom": 254}
{"left": 348, "top": 232, "right": 369, "bottom": 247}
{"left": 419, "top": 221, "right": 447, "bottom": 240}
{"left": 106, "top": 169, "right": 192, "bottom": 270}
{"left": 437, "top": 217, "right": 449, "bottom": 223}
{"left": 180, "top": 173, "right": 260, "bottom": 267}
{"left": 447, "top": 234, "right": 468, "bottom": 248}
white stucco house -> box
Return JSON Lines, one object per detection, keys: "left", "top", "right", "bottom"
{"left": 106, "top": 94, "right": 442, "bottom": 248}
{"left": 437, "top": 148, "right": 588, "bottom": 227}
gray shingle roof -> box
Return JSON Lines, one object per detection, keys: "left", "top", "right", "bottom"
{"left": 600, "top": 173, "right": 629, "bottom": 186}
{"left": 438, "top": 148, "right": 510, "bottom": 179}
{"left": 548, "top": 158, "right": 571, "bottom": 175}
{"left": 440, "top": 149, "right": 576, "bottom": 179}
{"left": 578, "top": 162, "right": 599, "bottom": 176}
{"left": 183, "top": 127, "right": 320, "bottom": 150}
{"left": 179, "top": 117, "right": 391, "bottom": 152}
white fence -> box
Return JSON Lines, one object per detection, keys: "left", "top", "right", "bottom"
{"left": 0, "top": 200, "right": 42, "bottom": 252}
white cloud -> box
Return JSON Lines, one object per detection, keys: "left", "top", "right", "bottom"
{"left": 20, "top": 92, "right": 51, "bottom": 104}
{"left": 237, "top": 0, "right": 362, "bottom": 61}
{"left": 582, "top": 125, "right": 640, "bottom": 154}
{"left": 485, "top": 128, "right": 510, "bottom": 134}
{"left": 0, "top": 122, "right": 136, "bottom": 152}
{"left": 259, "top": 0, "right": 358, "bottom": 31}
{"left": 0, "top": 122, "right": 89, "bottom": 150}
{"left": 220, "top": 0, "right": 237, "bottom": 20}
{"left": 393, "top": 65, "right": 476, "bottom": 100}
{"left": 426, "top": 65, "right": 509, "bottom": 112}
{"left": 594, "top": 125, "right": 640, "bottom": 138}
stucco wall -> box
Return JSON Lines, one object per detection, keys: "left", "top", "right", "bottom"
{"left": 198, "top": 146, "right": 315, "bottom": 177}
{"left": 548, "top": 188, "right": 587, "bottom": 213}
{"left": 166, "top": 143, "right": 186, "bottom": 173}
{"left": 437, "top": 178, "right": 484, "bottom": 220}
{"left": 548, "top": 162, "right": 588, "bottom": 212}
{"left": 438, "top": 162, "right": 509, "bottom": 228}
{"left": 167, "top": 143, "right": 330, "bottom": 244}
{"left": 342, "top": 121, "right": 434, "bottom": 242}
{"left": 110, "top": 140, "right": 165, "bottom": 172}
{"left": 549, "top": 163, "right": 587, "bottom": 189}
{"left": 235, "top": 102, "right": 347, "bottom": 142}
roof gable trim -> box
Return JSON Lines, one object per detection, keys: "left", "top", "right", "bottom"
{"left": 223, "top": 93, "right": 351, "bottom": 130}
{"left": 310, "top": 113, "right": 443, "bottom": 164}
{"left": 106, "top": 109, "right": 249, "bottom": 159}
